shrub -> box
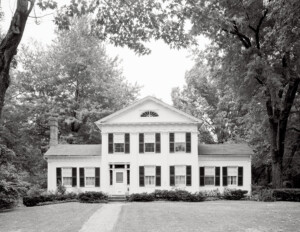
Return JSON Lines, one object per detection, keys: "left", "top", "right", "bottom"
{"left": 273, "top": 189, "right": 300, "bottom": 202}
{"left": 127, "top": 192, "right": 155, "bottom": 202}
{"left": 0, "top": 180, "right": 20, "bottom": 209}
{"left": 128, "top": 190, "right": 205, "bottom": 202}
{"left": 78, "top": 191, "right": 108, "bottom": 203}
{"left": 56, "top": 182, "right": 66, "bottom": 195}
{"left": 256, "top": 189, "right": 275, "bottom": 202}
{"left": 223, "top": 189, "right": 248, "bottom": 200}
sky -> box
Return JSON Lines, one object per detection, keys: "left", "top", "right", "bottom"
{"left": 1, "top": 0, "right": 208, "bottom": 104}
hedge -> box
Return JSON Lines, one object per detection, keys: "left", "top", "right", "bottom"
{"left": 223, "top": 189, "right": 248, "bottom": 200}
{"left": 78, "top": 191, "right": 108, "bottom": 203}
{"left": 23, "top": 193, "right": 78, "bottom": 207}
{"left": 273, "top": 189, "right": 300, "bottom": 202}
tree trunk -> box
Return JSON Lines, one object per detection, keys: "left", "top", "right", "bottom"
{"left": 0, "top": 0, "right": 35, "bottom": 121}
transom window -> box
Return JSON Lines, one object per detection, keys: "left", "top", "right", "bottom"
{"left": 175, "top": 165, "right": 186, "bottom": 186}
{"left": 204, "top": 167, "right": 215, "bottom": 185}
{"left": 145, "top": 166, "right": 155, "bottom": 186}
{"left": 227, "top": 167, "right": 237, "bottom": 186}
{"left": 62, "top": 168, "right": 72, "bottom": 187}
{"left": 141, "top": 111, "right": 159, "bottom": 117}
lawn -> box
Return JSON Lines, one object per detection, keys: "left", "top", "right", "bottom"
{"left": 0, "top": 202, "right": 102, "bottom": 232}
{"left": 114, "top": 201, "right": 300, "bottom": 232}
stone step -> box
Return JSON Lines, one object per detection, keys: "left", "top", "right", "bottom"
{"left": 108, "top": 195, "right": 127, "bottom": 202}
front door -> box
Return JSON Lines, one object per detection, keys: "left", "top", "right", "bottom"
{"left": 114, "top": 169, "right": 126, "bottom": 195}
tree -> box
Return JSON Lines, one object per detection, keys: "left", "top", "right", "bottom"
{"left": 169, "top": 0, "right": 300, "bottom": 187}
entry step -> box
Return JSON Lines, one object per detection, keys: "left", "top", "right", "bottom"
{"left": 108, "top": 195, "right": 127, "bottom": 202}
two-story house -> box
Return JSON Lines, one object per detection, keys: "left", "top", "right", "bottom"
{"left": 44, "top": 96, "right": 252, "bottom": 195}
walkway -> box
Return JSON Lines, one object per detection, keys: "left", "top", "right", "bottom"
{"left": 79, "top": 203, "right": 124, "bottom": 232}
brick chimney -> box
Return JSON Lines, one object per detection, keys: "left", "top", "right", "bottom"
{"left": 49, "top": 114, "right": 58, "bottom": 146}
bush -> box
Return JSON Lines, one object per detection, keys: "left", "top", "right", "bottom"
{"left": 128, "top": 190, "right": 206, "bottom": 202}
{"left": 273, "top": 189, "right": 300, "bottom": 202}
{"left": 56, "top": 182, "right": 66, "bottom": 195}
{"left": 0, "top": 180, "right": 20, "bottom": 209}
{"left": 78, "top": 191, "right": 108, "bottom": 203}
{"left": 127, "top": 192, "right": 155, "bottom": 202}
{"left": 223, "top": 189, "right": 248, "bottom": 200}
{"left": 23, "top": 192, "right": 78, "bottom": 207}
{"left": 255, "top": 188, "right": 275, "bottom": 202}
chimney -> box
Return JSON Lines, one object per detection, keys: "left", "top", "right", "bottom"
{"left": 49, "top": 114, "right": 58, "bottom": 146}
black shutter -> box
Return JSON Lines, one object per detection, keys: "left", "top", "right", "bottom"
{"left": 222, "top": 167, "right": 228, "bottom": 186}
{"left": 139, "top": 166, "right": 145, "bottom": 186}
{"left": 125, "top": 133, "right": 130, "bottom": 153}
{"left": 95, "top": 167, "right": 100, "bottom": 187}
{"left": 170, "top": 166, "right": 175, "bottom": 186}
{"left": 186, "top": 165, "right": 192, "bottom": 186}
{"left": 169, "top": 133, "right": 174, "bottom": 153}
{"left": 139, "top": 133, "right": 144, "bottom": 153}
{"left": 200, "top": 167, "right": 205, "bottom": 186}
{"left": 155, "top": 166, "right": 161, "bottom": 186}
{"left": 215, "top": 167, "right": 220, "bottom": 186}
{"left": 109, "top": 170, "right": 113, "bottom": 185}
{"left": 186, "top": 132, "right": 191, "bottom": 153}
{"left": 155, "top": 133, "right": 161, "bottom": 153}
{"left": 108, "top": 133, "right": 113, "bottom": 154}
{"left": 127, "top": 170, "right": 130, "bottom": 185}
{"left": 80, "top": 168, "right": 85, "bottom": 187}
{"left": 72, "top": 168, "right": 77, "bottom": 187}
{"left": 238, "top": 167, "right": 243, "bottom": 186}
{"left": 56, "top": 168, "right": 62, "bottom": 186}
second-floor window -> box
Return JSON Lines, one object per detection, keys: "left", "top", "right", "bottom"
{"left": 139, "top": 133, "right": 161, "bottom": 153}
{"left": 108, "top": 133, "right": 130, "bottom": 154}
{"left": 169, "top": 132, "right": 191, "bottom": 153}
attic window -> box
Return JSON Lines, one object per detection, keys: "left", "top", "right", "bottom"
{"left": 141, "top": 111, "right": 158, "bottom": 117}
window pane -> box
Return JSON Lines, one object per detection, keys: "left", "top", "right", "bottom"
{"left": 175, "top": 133, "right": 186, "bottom": 142}
{"left": 228, "top": 167, "right": 237, "bottom": 176}
{"left": 86, "top": 177, "right": 95, "bottom": 186}
{"left": 116, "top": 172, "right": 123, "bottom": 183}
{"left": 144, "top": 133, "right": 155, "bottom": 143}
{"left": 204, "top": 177, "right": 214, "bottom": 185}
{"left": 62, "top": 168, "right": 72, "bottom": 177}
{"left": 145, "top": 166, "right": 155, "bottom": 175}
{"left": 205, "top": 167, "right": 215, "bottom": 176}
{"left": 175, "top": 166, "right": 186, "bottom": 175}
{"left": 175, "top": 176, "right": 185, "bottom": 185}
{"left": 145, "top": 176, "right": 155, "bottom": 186}
{"left": 85, "top": 168, "right": 95, "bottom": 177}
{"left": 114, "top": 143, "right": 124, "bottom": 152}
{"left": 175, "top": 143, "right": 186, "bottom": 152}
{"left": 228, "top": 176, "right": 237, "bottom": 185}
{"left": 114, "top": 134, "right": 124, "bottom": 143}
{"left": 145, "top": 143, "right": 155, "bottom": 152}
{"left": 63, "top": 177, "right": 72, "bottom": 186}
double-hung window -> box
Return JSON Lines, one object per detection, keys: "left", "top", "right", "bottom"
{"left": 175, "top": 165, "right": 186, "bottom": 186}
{"left": 114, "top": 134, "right": 125, "bottom": 152}
{"left": 169, "top": 132, "right": 191, "bottom": 153}
{"left": 139, "top": 133, "right": 160, "bottom": 153}
{"left": 144, "top": 166, "right": 156, "bottom": 186}
{"left": 175, "top": 133, "right": 186, "bottom": 152}
{"left": 62, "top": 168, "right": 72, "bottom": 187}
{"left": 227, "top": 167, "right": 237, "bottom": 186}
{"left": 144, "top": 133, "right": 155, "bottom": 152}
{"left": 204, "top": 167, "right": 215, "bottom": 185}
{"left": 85, "top": 167, "right": 95, "bottom": 186}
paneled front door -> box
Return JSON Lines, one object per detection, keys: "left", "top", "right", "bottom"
{"left": 114, "top": 169, "right": 126, "bottom": 195}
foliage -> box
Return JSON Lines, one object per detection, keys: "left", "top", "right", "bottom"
{"left": 23, "top": 191, "right": 78, "bottom": 207}
{"left": 223, "top": 189, "right": 248, "bottom": 200}
{"left": 78, "top": 191, "right": 108, "bottom": 203}
{"left": 56, "top": 182, "right": 66, "bottom": 195}
{"left": 128, "top": 190, "right": 206, "bottom": 202}
{"left": 254, "top": 189, "right": 276, "bottom": 202}
{"left": 0, "top": 180, "right": 20, "bottom": 209}
{"left": 273, "top": 189, "right": 300, "bottom": 202}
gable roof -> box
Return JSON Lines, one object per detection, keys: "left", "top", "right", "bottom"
{"left": 95, "top": 96, "right": 202, "bottom": 124}
{"left": 44, "top": 145, "right": 101, "bottom": 158}
{"left": 198, "top": 144, "right": 253, "bottom": 156}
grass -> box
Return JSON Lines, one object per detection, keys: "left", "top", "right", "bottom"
{"left": 0, "top": 202, "right": 102, "bottom": 232}
{"left": 114, "top": 201, "right": 300, "bottom": 232}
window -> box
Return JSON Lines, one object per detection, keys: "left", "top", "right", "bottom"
{"left": 145, "top": 166, "right": 156, "bottom": 186}
{"left": 141, "top": 111, "right": 158, "bottom": 117}
{"left": 62, "top": 168, "right": 72, "bottom": 187}
{"left": 114, "top": 134, "right": 124, "bottom": 152}
{"left": 204, "top": 167, "right": 215, "bottom": 185}
{"left": 227, "top": 167, "right": 237, "bottom": 186}
{"left": 85, "top": 168, "right": 95, "bottom": 186}
{"left": 144, "top": 133, "right": 155, "bottom": 152}
{"left": 175, "top": 166, "right": 186, "bottom": 186}
{"left": 175, "top": 133, "right": 186, "bottom": 152}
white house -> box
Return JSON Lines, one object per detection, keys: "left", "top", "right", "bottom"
{"left": 44, "top": 96, "right": 252, "bottom": 195}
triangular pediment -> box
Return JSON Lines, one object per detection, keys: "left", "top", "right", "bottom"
{"left": 95, "top": 96, "right": 202, "bottom": 125}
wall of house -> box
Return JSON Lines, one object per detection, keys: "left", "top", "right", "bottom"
{"left": 47, "top": 156, "right": 102, "bottom": 192}
{"left": 198, "top": 155, "right": 252, "bottom": 194}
